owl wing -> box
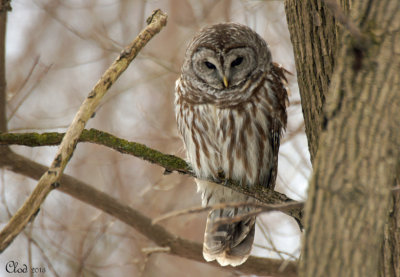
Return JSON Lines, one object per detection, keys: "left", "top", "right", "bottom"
{"left": 266, "top": 63, "right": 290, "bottom": 188}
{"left": 266, "top": 121, "right": 281, "bottom": 189}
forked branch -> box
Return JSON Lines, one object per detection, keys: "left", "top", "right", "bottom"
{"left": 0, "top": 9, "right": 168, "bottom": 252}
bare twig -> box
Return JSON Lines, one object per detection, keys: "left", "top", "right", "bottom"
{"left": 152, "top": 201, "right": 304, "bottom": 225}
{"left": 8, "top": 57, "right": 52, "bottom": 122}
{"left": 1, "top": 150, "right": 298, "bottom": 277}
{"left": 254, "top": 242, "right": 298, "bottom": 260}
{"left": 214, "top": 209, "right": 264, "bottom": 226}
{"left": 27, "top": 236, "right": 61, "bottom": 277}
{"left": 141, "top": 246, "right": 171, "bottom": 255}
{"left": 0, "top": 9, "right": 168, "bottom": 253}
{"left": 257, "top": 221, "right": 285, "bottom": 260}
{"left": 0, "top": 6, "right": 8, "bottom": 133}
{"left": 140, "top": 246, "right": 171, "bottom": 276}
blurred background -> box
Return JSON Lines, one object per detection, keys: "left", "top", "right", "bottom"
{"left": 1, "top": 0, "right": 310, "bottom": 276}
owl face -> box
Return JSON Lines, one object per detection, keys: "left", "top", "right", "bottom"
{"left": 182, "top": 23, "right": 272, "bottom": 94}
{"left": 191, "top": 46, "right": 257, "bottom": 89}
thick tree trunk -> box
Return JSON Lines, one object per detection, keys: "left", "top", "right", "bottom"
{"left": 284, "top": 0, "right": 342, "bottom": 162}
{"left": 285, "top": 0, "right": 400, "bottom": 276}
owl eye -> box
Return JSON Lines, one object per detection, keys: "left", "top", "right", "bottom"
{"left": 231, "top": 57, "right": 243, "bottom": 67}
{"left": 204, "top": 61, "right": 216, "bottom": 69}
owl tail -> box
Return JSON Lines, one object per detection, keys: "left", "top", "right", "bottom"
{"left": 197, "top": 180, "right": 256, "bottom": 267}
{"left": 203, "top": 208, "right": 256, "bottom": 266}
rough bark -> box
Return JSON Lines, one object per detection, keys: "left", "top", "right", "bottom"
{"left": 284, "top": 0, "right": 342, "bottom": 162}
{"left": 288, "top": 0, "right": 400, "bottom": 276}
{"left": 286, "top": 0, "right": 400, "bottom": 276}
{"left": 382, "top": 185, "right": 400, "bottom": 277}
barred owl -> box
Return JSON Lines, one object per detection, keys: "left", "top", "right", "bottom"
{"left": 175, "top": 23, "right": 288, "bottom": 267}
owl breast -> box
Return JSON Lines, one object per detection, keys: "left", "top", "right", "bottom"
{"left": 175, "top": 23, "right": 288, "bottom": 266}
{"left": 175, "top": 75, "right": 278, "bottom": 188}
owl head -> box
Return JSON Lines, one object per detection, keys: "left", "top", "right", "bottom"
{"left": 181, "top": 23, "right": 272, "bottom": 94}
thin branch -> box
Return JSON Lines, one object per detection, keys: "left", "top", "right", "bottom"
{"left": 27, "top": 236, "right": 61, "bottom": 277}
{"left": 0, "top": 5, "right": 8, "bottom": 133}
{"left": 253, "top": 242, "right": 298, "bottom": 261}
{"left": 0, "top": 128, "right": 304, "bottom": 227}
{"left": 8, "top": 57, "right": 52, "bottom": 122}
{"left": 152, "top": 201, "right": 304, "bottom": 225}
{"left": 257, "top": 221, "right": 285, "bottom": 260}
{"left": 141, "top": 246, "right": 171, "bottom": 255}
{"left": 0, "top": 9, "right": 168, "bottom": 253}
{"left": 0, "top": 150, "right": 298, "bottom": 277}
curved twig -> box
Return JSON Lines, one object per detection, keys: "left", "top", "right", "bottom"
{"left": 0, "top": 9, "right": 168, "bottom": 253}
{"left": 152, "top": 201, "right": 304, "bottom": 225}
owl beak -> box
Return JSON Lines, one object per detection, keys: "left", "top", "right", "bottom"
{"left": 223, "top": 76, "right": 229, "bottom": 88}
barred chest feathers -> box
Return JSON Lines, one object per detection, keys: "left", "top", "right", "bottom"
{"left": 175, "top": 77, "right": 276, "bottom": 188}
{"left": 174, "top": 23, "right": 288, "bottom": 267}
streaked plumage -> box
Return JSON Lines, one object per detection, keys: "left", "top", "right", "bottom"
{"left": 175, "top": 23, "right": 288, "bottom": 266}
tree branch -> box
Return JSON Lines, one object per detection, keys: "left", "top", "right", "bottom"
{"left": 0, "top": 1, "right": 8, "bottom": 134}
{"left": 0, "top": 149, "right": 298, "bottom": 277}
{"left": 0, "top": 128, "right": 304, "bottom": 227}
{"left": 152, "top": 201, "right": 304, "bottom": 225}
{"left": 0, "top": 129, "right": 191, "bottom": 175}
{"left": 0, "top": 9, "right": 168, "bottom": 253}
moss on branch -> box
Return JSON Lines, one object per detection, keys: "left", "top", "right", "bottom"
{"left": 82, "top": 129, "right": 191, "bottom": 174}
{"left": 0, "top": 129, "right": 190, "bottom": 174}
{"left": 0, "top": 129, "right": 304, "bottom": 226}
